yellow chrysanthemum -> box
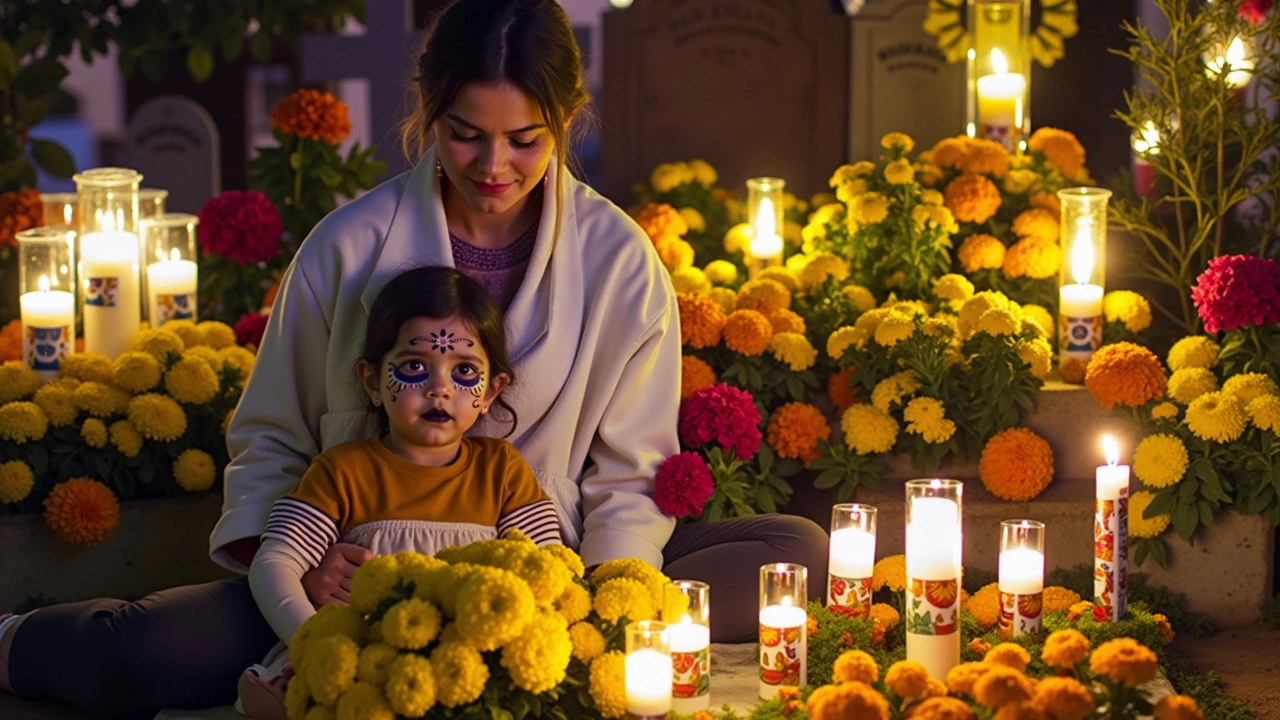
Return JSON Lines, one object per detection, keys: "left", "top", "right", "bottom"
{"left": 348, "top": 554, "right": 404, "bottom": 614}
{"left": 1103, "top": 290, "right": 1153, "bottom": 333}
{"left": 722, "top": 309, "right": 774, "bottom": 357}
{"left": 689, "top": 159, "right": 717, "bottom": 187}
{"left": 1185, "top": 391, "right": 1248, "bottom": 443}
{"left": 766, "top": 402, "right": 830, "bottom": 464}
{"left": 1167, "top": 336, "right": 1220, "bottom": 371}
{"left": 844, "top": 285, "right": 877, "bottom": 312}
{"left": 799, "top": 252, "right": 851, "bottom": 289}
{"left": 903, "top": 397, "right": 956, "bottom": 444}
{"left": 0, "top": 460, "right": 34, "bottom": 504}
{"left": 757, "top": 266, "right": 800, "bottom": 292}
{"left": 1153, "top": 695, "right": 1205, "bottom": 720}
{"left": 958, "top": 234, "right": 1006, "bottom": 273}
{"left": 554, "top": 582, "right": 592, "bottom": 624}
{"left": 853, "top": 192, "right": 891, "bottom": 224}
{"left": 384, "top": 653, "right": 435, "bottom": 717}
{"left": 112, "top": 352, "right": 162, "bottom": 393}
{"left": 650, "top": 162, "right": 696, "bottom": 193}
{"left": 1248, "top": 394, "right": 1280, "bottom": 432}
{"left": 871, "top": 554, "right": 906, "bottom": 592}
{"left": 127, "top": 393, "right": 187, "bottom": 441}
{"left": 973, "top": 665, "right": 1035, "bottom": 708}
{"left": 703, "top": 260, "right": 738, "bottom": 286}
{"left": 911, "top": 203, "right": 959, "bottom": 234}
{"left": 678, "top": 206, "right": 706, "bottom": 233}
{"left": 979, "top": 427, "right": 1054, "bottom": 501}
{"left": 677, "top": 293, "right": 726, "bottom": 350}
{"left": 957, "top": 291, "right": 1012, "bottom": 339}
{"left": 355, "top": 643, "right": 398, "bottom": 686}
{"left": 1002, "top": 169, "right": 1041, "bottom": 194}
{"left": 884, "top": 159, "right": 915, "bottom": 184}
{"left": 945, "top": 174, "right": 1002, "bottom": 224}
{"left": 1223, "top": 373, "right": 1279, "bottom": 404}
{"left": 886, "top": 660, "right": 932, "bottom": 700}
{"left": 289, "top": 604, "right": 367, "bottom": 673}
{"left": 173, "top": 448, "right": 217, "bottom": 491}
{"left": 1002, "top": 237, "right": 1061, "bottom": 280}
{"left": 967, "top": 583, "right": 1001, "bottom": 631}
{"left": 501, "top": 610, "right": 573, "bottom": 693}
{"left": 978, "top": 308, "right": 1022, "bottom": 337}
{"left": 60, "top": 354, "right": 114, "bottom": 385}
{"left": 1152, "top": 402, "right": 1180, "bottom": 422}
{"left": 431, "top": 641, "right": 490, "bottom": 708}
{"left": 0, "top": 361, "right": 42, "bottom": 404}
{"left": 1028, "top": 128, "right": 1087, "bottom": 181}
{"left": 933, "top": 274, "right": 975, "bottom": 302}
{"left": 1167, "top": 367, "right": 1218, "bottom": 405}
{"left": 768, "top": 333, "right": 818, "bottom": 373}
{"left": 593, "top": 577, "right": 655, "bottom": 624}
{"left": 707, "top": 287, "right": 738, "bottom": 316}
{"left": 655, "top": 236, "right": 695, "bottom": 271}
{"left": 217, "top": 346, "right": 256, "bottom": 384}
{"left": 196, "top": 321, "right": 236, "bottom": 350}
{"left": 985, "top": 644, "right": 1031, "bottom": 672}
{"left": 569, "top": 621, "right": 606, "bottom": 663}
{"left": 723, "top": 223, "right": 753, "bottom": 255}
{"left": 72, "top": 382, "right": 131, "bottom": 418}
{"left": 1085, "top": 342, "right": 1167, "bottom": 409}
{"left": 382, "top": 598, "right": 442, "bottom": 650}
{"left": 182, "top": 345, "right": 222, "bottom": 373}
{"left": 1129, "top": 490, "right": 1171, "bottom": 538}
{"left": 1032, "top": 676, "right": 1093, "bottom": 720}
{"left": 1089, "top": 637, "right": 1159, "bottom": 687}
{"left": 33, "top": 384, "right": 78, "bottom": 427}
{"left": 680, "top": 355, "right": 718, "bottom": 402}
{"left": 333, "top": 681, "right": 393, "bottom": 720}
{"left": 826, "top": 326, "right": 861, "bottom": 361}
{"left": 133, "top": 328, "right": 185, "bottom": 360}
{"left": 871, "top": 371, "right": 921, "bottom": 413}
{"left": 1016, "top": 338, "right": 1053, "bottom": 380}
{"left": 304, "top": 634, "right": 360, "bottom": 706}
{"left": 283, "top": 670, "right": 311, "bottom": 720}
{"left": 1133, "top": 434, "right": 1189, "bottom": 488}
{"left": 670, "top": 266, "right": 711, "bottom": 295}
{"left": 875, "top": 313, "right": 917, "bottom": 348}
{"left": 882, "top": 132, "right": 915, "bottom": 152}
{"left": 455, "top": 566, "right": 536, "bottom": 651}
{"left": 0, "top": 401, "right": 48, "bottom": 444}
{"left": 833, "top": 650, "right": 880, "bottom": 684}
{"left": 161, "top": 320, "right": 203, "bottom": 349}
{"left": 589, "top": 652, "right": 627, "bottom": 719}
{"left": 1011, "top": 208, "right": 1059, "bottom": 244}
{"left": 43, "top": 477, "right": 119, "bottom": 547}
{"left": 108, "top": 420, "right": 143, "bottom": 458}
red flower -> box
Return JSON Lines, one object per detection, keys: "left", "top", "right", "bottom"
{"left": 1190, "top": 255, "right": 1280, "bottom": 333}
{"left": 234, "top": 312, "right": 269, "bottom": 348}
{"left": 1239, "top": 0, "right": 1273, "bottom": 24}
{"left": 653, "top": 451, "right": 714, "bottom": 519}
{"left": 677, "top": 383, "right": 763, "bottom": 460}
{"left": 197, "top": 190, "right": 283, "bottom": 265}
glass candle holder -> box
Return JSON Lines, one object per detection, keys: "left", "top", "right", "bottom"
{"left": 1095, "top": 435, "right": 1130, "bottom": 622}
{"left": 1057, "top": 187, "right": 1110, "bottom": 374}
{"left": 998, "top": 519, "right": 1045, "bottom": 638}
{"left": 17, "top": 227, "right": 77, "bottom": 379}
{"left": 141, "top": 213, "right": 199, "bottom": 325}
{"left": 74, "top": 168, "right": 143, "bottom": 359}
{"left": 139, "top": 188, "right": 169, "bottom": 221}
{"left": 625, "top": 620, "right": 672, "bottom": 718}
{"left": 40, "top": 192, "right": 77, "bottom": 229}
{"left": 966, "top": 0, "right": 1030, "bottom": 150}
{"left": 758, "top": 563, "right": 806, "bottom": 699}
{"left": 745, "top": 177, "right": 785, "bottom": 278}
{"left": 664, "top": 581, "right": 710, "bottom": 712}
{"left": 905, "top": 479, "right": 963, "bottom": 681}
{"left": 828, "top": 503, "right": 877, "bottom": 619}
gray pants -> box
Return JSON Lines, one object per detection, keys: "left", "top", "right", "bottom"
{"left": 8, "top": 514, "right": 827, "bottom": 718}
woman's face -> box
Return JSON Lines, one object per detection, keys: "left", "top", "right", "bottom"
{"left": 434, "top": 81, "right": 555, "bottom": 216}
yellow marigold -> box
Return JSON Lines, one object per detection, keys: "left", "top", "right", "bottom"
{"left": 107, "top": 420, "right": 143, "bottom": 458}
{"left": 978, "top": 308, "right": 1022, "bottom": 337}
{"left": 1089, "top": 637, "right": 1159, "bottom": 687}
{"left": 1168, "top": 337, "right": 1220, "bottom": 371}
{"left": 1002, "top": 237, "right": 1061, "bottom": 280}
{"left": 689, "top": 159, "right": 717, "bottom": 186}
{"left": 1065, "top": 600, "right": 1093, "bottom": 623}
{"left": 72, "top": 382, "right": 130, "bottom": 418}
{"left": 724, "top": 223, "right": 753, "bottom": 255}
{"left": 289, "top": 603, "right": 367, "bottom": 671}
{"left": 384, "top": 652, "right": 436, "bottom": 717}
{"left": 1031, "top": 677, "right": 1093, "bottom": 720}
{"left": 170, "top": 448, "right": 216, "bottom": 492}
{"left": 1153, "top": 613, "right": 1175, "bottom": 642}
{"left": 904, "top": 397, "right": 956, "bottom": 444}
{"left": 933, "top": 274, "right": 975, "bottom": 302}
{"left": 970, "top": 638, "right": 992, "bottom": 656}
{"left": 800, "top": 252, "right": 851, "bottom": 288}
{"left": 1153, "top": 695, "right": 1204, "bottom": 720}
{"left": 708, "top": 287, "right": 738, "bottom": 316}
{"left": 0, "top": 460, "right": 34, "bottom": 504}
{"left": 1133, "top": 434, "right": 1189, "bottom": 489}
{"left": 958, "top": 234, "right": 1007, "bottom": 273}
{"left": 195, "top": 320, "right": 235, "bottom": 350}
{"left": 677, "top": 293, "right": 727, "bottom": 349}
{"left": 1129, "top": 490, "right": 1171, "bottom": 538}
{"left": 589, "top": 651, "right": 627, "bottom": 719}
{"left": 958, "top": 291, "right": 1012, "bottom": 339}
{"left": 885, "top": 660, "right": 931, "bottom": 699}
{"left": 1027, "top": 192, "right": 1060, "bottom": 221}
{"left": 431, "top": 641, "right": 490, "bottom": 708}
{"left": 911, "top": 203, "right": 959, "bottom": 234}
{"left": 737, "top": 278, "right": 791, "bottom": 314}
{"left": 1017, "top": 338, "right": 1053, "bottom": 380}
{"left": 545, "top": 544, "right": 585, "bottom": 580}
{"left": 60, "top": 354, "right": 114, "bottom": 385}
{"left": 985, "top": 643, "right": 1031, "bottom": 672}
{"left": 767, "top": 402, "right": 830, "bottom": 463}
{"left": 501, "top": 610, "right": 572, "bottom": 694}
{"left": 0, "top": 401, "right": 48, "bottom": 444}
{"left": 670, "top": 266, "right": 711, "bottom": 295}
{"left": 947, "top": 662, "right": 992, "bottom": 697}
{"left": 127, "top": 393, "right": 187, "bottom": 441}
{"left": 979, "top": 427, "right": 1054, "bottom": 501}
{"left": 1103, "top": 290, "right": 1153, "bottom": 333}
{"left": 182, "top": 345, "right": 223, "bottom": 374}
{"left": 723, "top": 309, "right": 774, "bottom": 356}
{"left": 33, "top": 384, "right": 77, "bottom": 427}
{"left": 162, "top": 320, "right": 204, "bottom": 349}
{"left": 1167, "top": 367, "right": 1218, "bottom": 405}
{"left": 1223, "top": 373, "right": 1279, "bottom": 404}
{"left": 1002, "top": 169, "right": 1041, "bottom": 194}
{"left": 884, "top": 159, "right": 915, "bottom": 184}
{"left": 164, "top": 356, "right": 220, "bottom": 405}
{"left": 633, "top": 203, "right": 688, "bottom": 241}
{"left": 945, "top": 174, "right": 1002, "bottom": 224}
{"left": 807, "top": 681, "right": 890, "bottom": 720}
{"left": 655, "top": 236, "right": 696, "bottom": 270}
{"left": 874, "top": 313, "right": 916, "bottom": 348}
{"left": 1042, "top": 586, "right": 1082, "bottom": 613}
{"left": 827, "top": 326, "right": 861, "bottom": 361}
{"left": 454, "top": 566, "right": 536, "bottom": 650}
{"left": 914, "top": 697, "right": 976, "bottom": 720}
{"left": 759, "top": 266, "right": 801, "bottom": 291}
{"left": 1028, "top": 128, "right": 1087, "bottom": 181}
{"left": 111, "top": 352, "right": 161, "bottom": 393}
{"left": 930, "top": 136, "right": 972, "bottom": 169}
{"left": 679, "top": 206, "right": 706, "bottom": 234}
{"left": 305, "top": 634, "right": 360, "bottom": 706}
{"left": 1042, "top": 629, "right": 1090, "bottom": 669}
{"left": 871, "top": 370, "right": 921, "bottom": 412}
{"left": 1151, "top": 402, "right": 1180, "bottom": 422}
{"left": 334, "top": 681, "right": 393, "bottom": 720}
{"left": 133, "top": 328, "right": 185, "bottom": 360}
{"left": 1248, "top": 394, "right": 1280, "bottom": 432}
{"left": 594, "top": 577, "right": 655, "bottom": 624}
{"left": 768, "top": 309, "right": 807, "bottom": 336}
{"left": 974, "top": 666, "right": 1035, "bottom": 708}
{"left": 833, "top": 650, "right": 879, "bottom": 684}
{"left": 271, "top": 88, "right": 352, "bottom": 144}
{"left": 704, "top": 260, "right": 738, "bottom": 285}
{"left": 854, "top": 192, "right": 891, "bottom": 224}
{"left": 882, "top": 132, "right": 915, "bottom": 152}
{"left": 871, "top": 554, "right": 906, "bottom": 592}
{"left": 0, "top": 361, "right": 42, "bottom": 404}
{"left": 355, "top": 642, "right": 398, "bottom": 687}
{"left": 680, "top": 355, "right": 717, "bottom": 402}
{"left": 870, "top": 602, "right": 900, "bottom": 631}
{"left": 968, "top": 583, "right": 1001, "bottom": 631}
{"left": 651, "top": 162, "right": 696, "bottom": 193}
{"left": 43, "top": 477, "right": 119, "bottom": 547}
{"left": 1085, "top": 342, "right": 1167, "bottom": 409}
{"left": 844, "top": 285, "right": 877, "bottom": 312}
{"left": 958, "top": 138, "right": 1011, "bottom": 177}
{"left": 1185, "top": 391, "right": 1248, "bottom": 443}
{"left": 381, "top": 597, "right": 441, "bottom": 651}
{"left": 568, "top": 621, "right": 606, "bottom": 663}
{"left": 1011, "top": 208, "right": 1059, "bottom": 244}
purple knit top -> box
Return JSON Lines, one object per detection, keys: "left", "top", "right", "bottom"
{"left": 450, "top": 222, "right": 538, "bottom": 310}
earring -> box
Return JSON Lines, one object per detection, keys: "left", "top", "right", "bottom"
{"left": 436, "top": 160, "right": 443, "bottom": 178}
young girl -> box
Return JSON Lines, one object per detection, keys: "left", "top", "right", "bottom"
{"left": 238, "top": 265, "right": 560, "bottom": 718}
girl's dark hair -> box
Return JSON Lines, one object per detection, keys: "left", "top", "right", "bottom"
{"left": 360, "top": 266, "right": 517, "bottom": 435}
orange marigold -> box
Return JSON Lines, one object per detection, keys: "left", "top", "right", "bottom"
{"left": 1085, "top": 342, "right": 1167, "bottom": 409}
{"left": 632, "top": 203, "right": 688, "bottom": 242}
{"left": 0, "top": 319, "right": 22, "bottom": 362}
{"left": 1059, "top": 357, "right": 1087, "bottom": 384}
{"left": 0, "top": 189, "right": 42, "bottom": 247}
{"left": 828, "top": 367, "right": 860, "bottom": 413}
{"left": 945, "top": 174, "right": 1002, "bottom": 224}
{"left": 931, "top": 136, "right": 973, "bottom": 169}
{"left": 958, "top": 234, "right": 1007, "bottom": 272}
{"left": 1002, "top": 237, "right": 1061, "bottom": 280}
{"left": 1028, "top": 191, "right": 1061, "bottom": 219}
{"left": 1028, "top": 128, "right": 1087, "bottom": 181}
{"left": 1011, "top": 208, "right": 1059, "bottom": 244}
{"left": 959, "top": 138, "right": 1010, "bottom": 177}
{"left": 768, "top": 309, "right": 807, "bottom": 335}
{"left": 766, "top": 402, "right": 831, "bottom": 464}
{"left": 677, "top": 293, "right": 726, "bottom": 349}
{"left": 43, "top": 477, "right": 120, "bottom": 548}
{"left": 1088, "top": 638, "right": 1159, "bottom": 687}
{"left": 978, "top": 427, "right": 1054, "bottom": 501}
{"left": 1042, "top": 586, "right": 1082, "bottom": 613}
{"left": 270, "top": 89, "right": 351, "bottom": 144}
{"left": 680, "top": 355, "right": 717, "bottom": 401}
{"left": 723, "top": 309, "right": 774, "bottom": 356}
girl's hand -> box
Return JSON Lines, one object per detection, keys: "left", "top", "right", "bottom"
{"left": 302, "top": 543, "right": 374, "bottom": 607}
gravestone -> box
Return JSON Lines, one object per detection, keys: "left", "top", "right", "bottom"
{"left": 126, "top": 96, "right": 220, "bottom": 214}
{"left": 601, "top": 0, "right": 850, "bottom": 201}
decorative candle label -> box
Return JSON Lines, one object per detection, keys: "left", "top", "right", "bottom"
{"left": 672, "top": 647, "right": 710, "bottom": 700}
{"left": 155, "top": 293, "right": 196, "bottom": 323}
{"left": 1059, "top": 314, "right": 1102, "bottom": 359}
{"left": 828, "top": 575, "right": 873, "bottom": 619}
{"left": 25, "top": 325, "right": 70, "bottom": 372}
{"left": 1093, "top": 494, "right": 1129, "bottom": 622}
{"left": 758, "top": 624, "right": 803, "bottom": 688}
{"left": 85, "top": 277, "right": 120, "bottom": 307}
{"left": 981, "top": 123, "right": 1014, "bottom": 149}
{"left": 997, "top": 591, "right": 1043, "bottom": 638}
{"left": 906, "top": 578, "right": 960, "bottom": 636}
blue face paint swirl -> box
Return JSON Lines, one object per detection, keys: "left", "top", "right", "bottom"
{"left": 453, "top": 367, "right": 486, "bottom": 408}
{"left": 385, "top": 361, "right": 428, "bottom": 402}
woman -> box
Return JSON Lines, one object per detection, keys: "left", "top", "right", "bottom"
{"left": 0, "top": 1, "right": 826, "bottom": 716}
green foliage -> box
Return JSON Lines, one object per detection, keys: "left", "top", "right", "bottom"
{"left": 1048, "top": 564, "right": 1216, "bottom": 638}
{"left": 808, "top": 437, "right": 884, "bottom": 504}
{"left": 805, "top": 602, "right": 899, "bottom": 687}
{"left": 1163, "top": 654, "right": 1256, "bottom": 720}
{"left": 698, "top": 445, "right": 800, "bottom": 522}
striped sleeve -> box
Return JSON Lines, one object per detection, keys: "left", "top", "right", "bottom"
{"left": 497, "top": 500, "right": 561, "bottom": 546}
{"left": 261, "top": 498, "right": 340, "bottom": 569}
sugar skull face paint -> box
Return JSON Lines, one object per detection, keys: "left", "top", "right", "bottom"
{"left": 452, "top": 365, "right": 486, "bottom": 408}
{"left": 385, "top": 360, "right": 429, "bottom": 402}
{"left": 413, "top": 330, "right": 475, "bottom": 355}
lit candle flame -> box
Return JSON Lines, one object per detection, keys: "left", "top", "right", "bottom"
{"left": 756, "top": 197, "right": 776, "bottom": 241}
{"left": 780, "top": 595, "right": 793, "bottom": 608}
{"left": 1133, "top": 121, "right": 1160, "bottom": 156}
{"left": 1071, "top": 225, "right": 1094, "bottom": 285}
{"left": 170, "top": 247, "right": 182, "bottom": 261}
{"left": 990, "top": 48, "right": 1009, "bottom": 76}
{"left": 1207, "top": 37, "right": 1254, "bottom": 89}
{"left": 1227, "top": 36, "right": 1246, "bottom": 66}
{"left": 1102, "top": 435, "right": 1119, "bottom": 467}
{"left": 38, "top": 275, "right": 50, "bottom": 293}
{"left": 681, "top": 613, "right": 693, "bottom": 625}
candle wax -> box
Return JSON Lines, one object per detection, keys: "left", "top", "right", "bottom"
{"left": 626, "top": 648, "right": 673, "bottom": 715}
{"left": 81, "top": 230, "right": 141, "bottom": 360}
{"left": 998, "top": 547, "right": 1045, "bottom": 595}
{"left": 829, "top": 527, "right": 875, "bottom": 579}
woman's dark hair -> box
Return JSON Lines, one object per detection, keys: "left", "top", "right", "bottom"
{"left": 360, "top": 266, "right": 517, "bottom": 435}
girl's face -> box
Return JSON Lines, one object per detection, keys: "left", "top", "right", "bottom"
{"left": 358, "top": 315, "right": 509, "bottom": 466}
{"left": 433, "top": 81, "right": 555, "bottom": 217}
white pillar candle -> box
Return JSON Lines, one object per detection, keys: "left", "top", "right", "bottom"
{"left": 757, "top": 601, "right": 806, "bottom": 699}
{"left": 998, "top": 520, "right": 1046, "bottom": 638}
{"left": 81, "top": 229, "right": 141, "bottom": 360}
{"left": 905, "top": 482, "right": 962, "bottom": 682}
{"left": 669, "top": 617, "right": 711, "bottom": 712}
{"left": 20, "top": 278, "right": 75, "bottom": 380}
{"left": 828, "top": 526, "right": 876, "bottom": 618}
{"left": 747, "top": 195, "right": 783, "bottom": 277}
{"left": 626, "top": 648, "right": 673, "bottom": 716}
{"left": 146, "top": 249, "right": 198, "bottom": 324}
{"left": 1095, "top": 436, "right": 1129, "bottom": 622}
{"left": 976, "top": 50, "right": 1026, "bottom": 150}
{"left": 998, "top": 547, "right": 1045, "bottom": 595}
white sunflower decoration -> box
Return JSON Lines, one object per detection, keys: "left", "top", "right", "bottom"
{"left": 923, "top": 0, "right": 1080, "bottom": 68}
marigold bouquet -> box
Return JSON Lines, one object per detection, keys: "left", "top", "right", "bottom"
{"left": 284, "top": 531, "right": 683, "bottom": 720}
{"left": 633, "top": 159, "right": 749, "bottom": 265}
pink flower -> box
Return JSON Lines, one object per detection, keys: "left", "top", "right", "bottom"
{"left": 1239, "top": 0, "right": 1272, "bottom": 24}
{"left": 1191, "top": 255, "right": 1280, "bottom": 333}
{"left": 197, "top": 190, "right": 283, "bottom": 265}
{"left": 653, "top": 452, "right": 714, "bottom": 519}
{"left": 678, "top": 383, "right": 763, "bottom": 460}
{"left": 234, "top": 312, "right": 269, "bottom": 347}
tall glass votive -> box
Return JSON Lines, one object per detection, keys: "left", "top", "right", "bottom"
{"left": 745, "top": 177, "right": 785, "bottom": 278}
{"left": 17, "top": 228, "right": 76, "bottom": 380}
{"left": 625, "top": 621, "right": 671, "bottom": 719}
{"left": 74, "top": 168, "right": 143, "bottom": 359}
{"left": 1057, "top": 187, "right": 1110, "bottom": 375}
{"left": 758, "top": 563, "right": 806, "bottom": 699}
{"left": 998, "top": 519, "right": 1045, "bottom": 638}
{"left": 828, "top": 503, "right": 877, "bottom": 619}
{"left": 905, "top": 479, "right": 963, "bottom": 681}
{"left": 141, "top": 213, "right": 199, "bottom": 325}
{"left": 966, "top": 0, "right": 1030, "bottom": 150}
{"left": 139, "top": 188, "right": 169, "bottom": 220}
{"left": 664, "top": 581, "right": 710, "bottom": 712}
{"left": 40, "top": 192, "right": 77, "bottom": 229}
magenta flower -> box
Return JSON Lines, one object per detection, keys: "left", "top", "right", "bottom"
{"left": 1190, "top": 254, "right": 1280, "bottom": 333}
{"left": 197, "top": 190, "right": 283, "bottom": 265}
{"left": 677, "top": 383, "right": 763, "bottom": 461}
{"left": 233, "top": 312, "right": 270, "bottom": 347}
{"left": 653, "top": 452, "right": 715, "bottom": 519}
{"left": 1239, "top": 0, "right": 1273, "bottom": 24}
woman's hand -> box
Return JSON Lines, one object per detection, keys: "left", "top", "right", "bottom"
{"left": 302, "top": 543, "right": 374, "bottom": 607}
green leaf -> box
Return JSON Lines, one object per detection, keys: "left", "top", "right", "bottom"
{"left": 0, "top": 41, "right": 17, "bottom": 89}
{"left": 1198, "top": 500, "right": 1214, "bottom": 526}
{"left": 1146, "top": 491, "right": 1176, "bottom": 517}
{"left": 1133, "top": 539, "right": 1149, "bottom": 567}
{"left": 18, "top": 97, "right": 48, "bottom": 127}
{"left": 1150, "top": 538, "right": 1167, "bottom": 568}
{"left": 186, "top": 45, "right": 215, "bottom": 82}
{"left": 29, "top": 139, "right": 76, "bottom": 178}
{"left": 26, "top": 444, "right": 49, "bottom": 478}
{"left": 1171, "top": 502, "right": 1199, "bottom": 542}
{"left": 13, "top": 57, "right": 68, "bottom": 98}
{"left": 813, "top": 468, "right": 844, "bottom": 489}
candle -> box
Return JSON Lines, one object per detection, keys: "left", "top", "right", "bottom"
{"left": 146, "top": 248, "right": 198, "bottom": 324}
{"left": 749, "top": 197, "right": 783, "bottom": 265}
{"left": 1131, "top": 121, "right": 1160, "bottom": 198}
{"left": 976, "top": 49, "right": 1026, "bottom": 150}
{"left": 998, "top": 520, "right": 1045, "bottom": 639}
{"left": 1095, "top": 435, "right": 1130, "bottom": 622}
{"left": 20, "top": 276, "right": 75, "bottom": 380}
{"left": 828, "top": 503, "right": 877, "bottom": 619}
{"left": 81, "top": 224, "right": 142, "bottom": 360}
{"left": 905, "top": 480, "right": 962, "bottom": 682}
{"left": 625, "top": 648, "right": 673, "bottom": 716}
{"left": 758, "top": 564, "right": 806, "bottom": 699}
{"left": 666, "top": 581, "right": 711, "bottom": 712}
{"left": 1058, "top": 224, "right": 1103, "bottom": 367}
